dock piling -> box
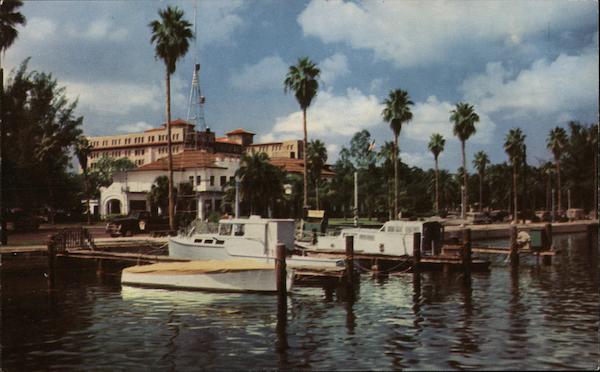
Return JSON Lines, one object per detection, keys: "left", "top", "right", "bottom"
{"left": 345, "top": 235, "right": 354, "bottom": 285}
{"left": 276, "top": 243, "right": 287, "bottom": 298}
{"left": 412, "top": 232, "right": 421, "bottom": 269}
{"left": 510, "top": 225, "right": 519, "bottom": 268}
{"left": 462, "top": 229, "right": 472, "bottom": 278}
{"left": 587, "top": 223, "right": 598, "bottom": 253}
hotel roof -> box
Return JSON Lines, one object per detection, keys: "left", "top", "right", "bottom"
{"left": 131, "top": 150, "right": 239, "bottom": 172}
{"left": 226, "top": 128, "right": 255, "bottom": 135}
{"left": 269, "top": 158, "right": 335, "bottom": 177}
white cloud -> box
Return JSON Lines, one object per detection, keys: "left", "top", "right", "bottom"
{"left": 230, "top": 55, "right": 288, "bottom": 91}
{"left": 406, "top": 96, "right": 496, "bottom": 145}
{"left": 117, "top": 121, "right": 154, "bottom": 133}
{"left": 197, "top": 1, "right": 246, "bottom": 46}
{"left": 399, "top": 151, "right": 432, "bottom": 169}
{"left": 298, "top": 0, "right": 595, "bottom": 68}
{"left": 460, "top": 49, "right": 599, "bottom": 118}
{"left": 320, "top": 53, "right": 350, "bottom": 85}
{"left": 271, "top": 87, "right": 383, "bottom": 137}
{"left": 65, "top": 19, "right": 128, "bottom": 42}
{"left": 326, "top": 143, "right": 339, "bottom": 157}
{"left": 21, "top": 17, "right": 57, "bottom": 41}
{"left": 64, "top": 81, "right": 161, "bottom": 115}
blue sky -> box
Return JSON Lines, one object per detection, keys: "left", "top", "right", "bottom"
{"left": 4, "top": 0, "right": 598, "bottom": 172}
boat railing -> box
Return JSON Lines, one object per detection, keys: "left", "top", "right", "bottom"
{"left": 181, "top": 219, "right": 219, "bottom": 236}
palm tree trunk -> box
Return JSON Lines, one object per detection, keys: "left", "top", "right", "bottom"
{"left": 166, "top": 69, "right": 175, "bottom": 230}
{"left": 315, "top": 180, "right": 319, "bottom": 210}
{"left": 479, "top": 171, "right": 483, "bottom": 212}
{"left": 461, "top": 140, "right": 467, "bottom": 219}
{"left": 513, "top": 162, "right": 518, "bottom": 223}
{"left": 434, "top": 156, "right": 439, "bottom": 214}
{"left": 394, "top": 135, "right": 399, "bottom": 219}
{"left": 302, "top": 108, "right": 308, "bottom": 214}
{"left": 556, "top": 159, "right": 561, "bottom": 212}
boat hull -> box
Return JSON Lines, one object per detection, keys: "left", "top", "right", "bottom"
{"left": 122, "top": 266, "right": 294, "bottom": 293}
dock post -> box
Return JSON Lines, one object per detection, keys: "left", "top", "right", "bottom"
{"left": 587, "top": 223, "right": 598, "bottom": 253}
{"left": 312, "top": 228, "right": 317, "bottom": 245}
{"left": 275, "top": 243, "right": 287, "bottom": 298}
{"left": 543, "top": 223, "right": 553, "bottom": 265}
{"left": 345, "top": 235, "right": 354, "bottom": 285}
{"left": 510, "top": 225, "right": 519, "bottom": 268}
{"left": 412, "top": 232, "right": 421, "bottom": 270}
{"left": 462, "top": 229, "right": 472, "bottom": 278}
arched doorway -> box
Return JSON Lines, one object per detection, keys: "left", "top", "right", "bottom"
{"left": 106, "top": 199, "right": 121, "bottom": 215}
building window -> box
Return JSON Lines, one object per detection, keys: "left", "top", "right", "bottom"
{"left": 189, "top": 176, "right": 194, "bottom": 186}
{"left": 220, "top": 176, "right": 227, "bottom": 186}
{"left": 210, "top": 176, "right": 214, "bottom": 186}
{"left": 196, "top": 175, "right": 201, "bottom": 185}
{"left": 230, "top": 176, "right": 235, "bottom": 184}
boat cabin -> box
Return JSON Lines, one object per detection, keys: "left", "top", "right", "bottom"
{"left": 216, "top": 215, "right": 296, "bottom": 254}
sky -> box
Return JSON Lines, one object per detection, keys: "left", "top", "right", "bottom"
{"left": 3, "top": 0, "right": 598, "bottom": 172}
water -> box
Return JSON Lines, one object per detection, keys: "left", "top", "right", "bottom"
{"left": 1, "top": 233, "right": 598, "bottom": 370}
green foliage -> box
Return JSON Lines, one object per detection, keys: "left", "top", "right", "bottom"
{"left": 236, "top": 152, "right": 284, "bottom": 216}
{"left": 0, "top": 0, "right": 26, "bottom": 56}
{"left": 90, "top": 155, "right": 135, "bottom": 188}
{"left": 382, "top": 89, "right": 414, "bottom": 138}
{"left": 147, "top": 175, "right": 170, "bottom": 214}
{"left": 283, "top": 57, "right": 320, "bottom": 110}
{"left": 149, "top": 6, "right": 194, "bottom": 75}
{"left": 2, "top": 60, "right": 83, "bottom": 213}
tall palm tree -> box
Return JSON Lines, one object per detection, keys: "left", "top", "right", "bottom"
{"left": 307, "top": 139, "right": 327, "bottom": 209}
{"left": 472, "top": 151, "right": 490, "bottom": 212}
{"left": 75, "top": 136, "right": 93, "bottom": 224}
{"left": 546, "top": 126, "right": 567, "bottom": 212}
{"left": 504, "top": 128, "right": 526, "bottom": 224}
{"left": 382, "top": 89, "right": 413, "bottom": 219}
{"left": 284, "top": 57, "right": 320, "bottom": 214}
{"left": 149, "top": 6, "right": 193, "bottom": 230}
{"left": 428, "top": 133, "right": 445, "bottom": 214}
{"left": 450, "top": 102, "right": 479, "bottom": 219}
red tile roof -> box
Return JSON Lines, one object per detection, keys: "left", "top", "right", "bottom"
{"left": 132, "top": 150, "right": 239, "bottom": 172}
{"left": 144, "top": 119, "right": 192, "bottom": 132}
{"left": 216, "top": 137, "right": 239, "bottom": 144}
{"left": 268, "top": 158, "right": 335, "bottom": 177}
{"left": 226, "top": 128, "right": 255, "bottom": 135}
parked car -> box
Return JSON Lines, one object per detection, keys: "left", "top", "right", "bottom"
{"left": 106, "top": 211, "right": 170, "bottom": 237}
{"left": 466, "top": 212, "right": 492, "bottom": 225}
{"left": 489, "top": 210, "right": 509, "bottom": 223}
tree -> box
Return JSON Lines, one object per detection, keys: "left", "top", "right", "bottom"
{"left": 546, "top": 126, "right": 567, "bottom": 212}
{"left": 147, "top": 175, "right": 170, "bottom": 216}
{"left": 472, "top": 151, "right": 490, "bottom": 212}
{"left": 3, "top": 60, "right": 83, "bottom": 223}
{"left": 74, "top": 136, "right": 93, "bottom": 224}
{"left": 236, "top": 152, "right": 284, "bottom": 216}
{"left": 89, "top": 155, "right": 135, "bottom": 188}
{"left": 149, "top": 6, "right": 194, "bottom": 231}
{"left": 428, "top": 133, "right": 445, "bottom": 214}
{"left": 1, "top": 0, "right": 26, "bottom": 243}
{"left": 504, "top": 128, "right": 526, "bottom": 223}
{"left": 378, "top": 141, "right": 396, "bottom": 219}
{"left": 382, "top": 89, "right": 413, "bottom": 219}
{"left": 307, "top": 139, "right": 327, "bottom": 209}
{"left": 0, "top": 0, "right": 25, "bottom": 67}
{"left": 450, "top": 102, "right": 479, "bottom": 219}
{"left": 284, "top": 57, "right": 320, "bottom": 213}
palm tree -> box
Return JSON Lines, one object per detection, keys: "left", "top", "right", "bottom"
{"left": 0, "top": 0, "right": 25, "bottom": 67}
{"left": 472, "top": 151, "right": 490, "bottom": 212}
{"left": 428, "top": 133, "right": 445, "bottom": 214}
{"left": 75, "top": 136, "right": 93, "bottom": 224}
{"left": 378, "top": 141, "right": 395, "bottom": 219}
{"left": 382, "top": 89, "right": 414, "bottom": 219}
{"left": 504, "top": 128, "right": 526, "bottom": 223}
{"left": 1, "top": 0, "right": 25, "bottom": 244}
{"left": 149, "top": 6, "right": 193, "bottom": 231}
{"left": 284, "top": 57, "right": 320, "bottom": 214}
{"left": 450, "top": 102, "right": 479, "bottom": 219}
{"left": 546, "top": 126, "right": 567, "bottom": 212}
{"left": 236, "top": 152, "right": 284, "bottom": 216}
{"left": 307, "top": 139, "right": 327, "bottom": 209}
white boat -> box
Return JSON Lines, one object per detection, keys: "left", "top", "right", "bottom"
{"left": 298, "top": 219, "right": 444, "bottom": 256}
{"left": 169, "top": 216, "right": 344, "bottom": 268}
{"left": 121, "top": 259, "right": 293, "bottom": 293}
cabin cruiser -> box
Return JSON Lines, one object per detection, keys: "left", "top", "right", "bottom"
{"left": 168, "top": 216, "right": 344, "bottom": 268}
{"left": 297, "top": 219, "right": 444, "bottom": 256}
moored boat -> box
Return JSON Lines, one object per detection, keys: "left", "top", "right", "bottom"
{"left": 121, "top": 259, "right": 293, "bottom": 293}
{"left": 298, "top": 219, "right": 444, "bottom": 256}
{"left": 169, "top": 215, "right": 344, "bottom": 268}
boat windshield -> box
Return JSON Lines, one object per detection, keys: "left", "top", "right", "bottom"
{"left": 218, "top": 224, "right": 232, "bottom": 236}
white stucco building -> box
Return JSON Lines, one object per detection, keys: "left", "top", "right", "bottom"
{"left": 100, "top": 150, "right": 240, "bottom": 220}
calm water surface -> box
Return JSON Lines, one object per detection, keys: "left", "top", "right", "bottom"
{"left": 1, "top": 232, "right": 598, "bottom": 370}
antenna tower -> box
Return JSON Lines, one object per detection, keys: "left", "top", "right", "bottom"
{"left": 185, "top": 3, "right": 208, "bottom": 150}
